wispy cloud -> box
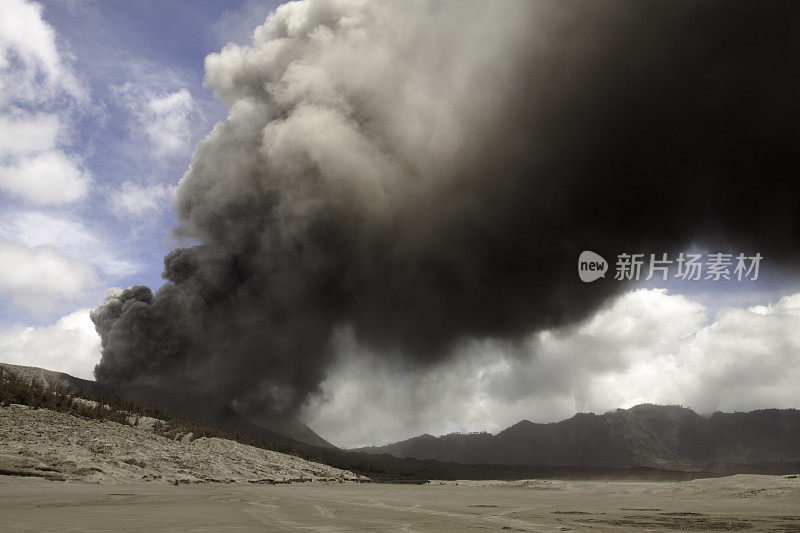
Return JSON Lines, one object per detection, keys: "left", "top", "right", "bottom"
{"left": 0, "top": 210, "right": 140, "bottom": 278}
{"left": 109, "top": 181, "right": 176, "bottom": 218}
{"left": 114, "top": 83, "right": 201, "bottom": 159}
{"left": 0, "top": 0, "right": 86, "bottom": 104}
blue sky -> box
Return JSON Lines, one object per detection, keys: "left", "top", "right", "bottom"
{"left": 0, "top": 0, "right": 278, "bottom": 317}
{"left": 0, "top": 0, "right": 279, "bottom": 376}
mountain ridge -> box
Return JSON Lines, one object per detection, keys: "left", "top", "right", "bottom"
{"left": 355, "top": 403, "right": 800, "bottom": 471}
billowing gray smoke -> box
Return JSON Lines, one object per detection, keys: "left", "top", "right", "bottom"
{"left": 92, "top": 0, "right": 800, "bottom": 416}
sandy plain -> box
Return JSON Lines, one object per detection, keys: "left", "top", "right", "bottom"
{"left": 2, "top": 474, "right": 799, "bottom": 532}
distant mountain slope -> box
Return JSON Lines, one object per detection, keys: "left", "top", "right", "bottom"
{"left": 356, "top": 404, "right": 800, "bottom": 470}
{"left": 0, "top": 363, "right": 334, "bottom": 449}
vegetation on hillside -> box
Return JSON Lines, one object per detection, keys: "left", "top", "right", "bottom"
{"left": 0, "top": 368, "right": 293, "bottom": 453}
{"left": 0, "top": 367, "right": 389, "bottom": 476}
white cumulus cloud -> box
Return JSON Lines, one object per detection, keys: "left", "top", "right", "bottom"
{"left": 0, "top": 237, "right": 101, "bottom": 316}
{"left": 0, "top": 150, "right": 89, "bottom": 205}
{"left": 0, "top": 308, "right": 101, "bottom": 380}
{"left": 304, "top": 289, "right": 800, "bottom": 448}
{"left": 0, "top": 1, "right": 90, "bottom": 207}
{"left": 0, "top": 113, "right": 60, "bottom": 156}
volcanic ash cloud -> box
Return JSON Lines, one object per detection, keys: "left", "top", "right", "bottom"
{"left": 92, "top": 0, "right": 800, "bottom": 415}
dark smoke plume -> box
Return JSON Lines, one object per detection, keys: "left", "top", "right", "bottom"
{"left": 93, "top": 0, "right": 800, "bottom": 415}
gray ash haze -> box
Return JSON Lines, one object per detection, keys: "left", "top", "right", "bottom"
{"left": 92, "top": 0, "right": 800, "bottom": 422}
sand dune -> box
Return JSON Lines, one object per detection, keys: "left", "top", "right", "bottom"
{"left": 0, "top": 404, "right": 365, "bottom": 485}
